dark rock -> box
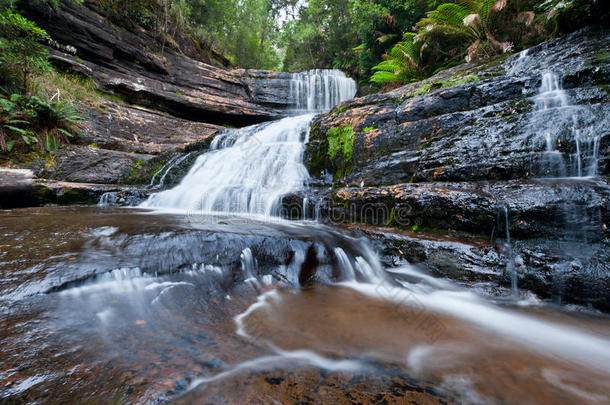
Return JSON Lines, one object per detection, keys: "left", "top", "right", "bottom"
{"left": 28, "top": 145, "right": 154, "bottom": 184}
{"left": 77, "top": 101, "right": 221, "bottom": 155}
{"left": 0, "top": 169, "right": 149, "bottom": 207}
{"left": 329, "top": 179, "right": 609, "bottom": 240}
{"left": 350, "top": 224, "right": 610, "bottom": 311}
{"left": 304, "top": 27, "right": 610, "bottom": 311}
{"left": 306, "top": 28, "right": 610, "bottom": 186}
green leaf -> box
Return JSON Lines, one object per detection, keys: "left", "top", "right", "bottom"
{"left": 6, "top": 140, "right": 16, "bottom": 152}
{"left": 21, "top": 134, "right": 31, "bottom": 144}
{"left": 6, "top": 119, "right": 30, "bottom": 125}
{"left": 44, "top": 133, "right": 58, "bottom": 152}
{"left": 58, "top": 128, "right": 74, "bottom": 138}
{"left": 0, "top": 98, "right": 16, "bottom": 112}
{"left": 5, "top": 125, "right": 28, "bottom": 134}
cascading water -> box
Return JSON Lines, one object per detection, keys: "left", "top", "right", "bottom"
{"left": 531, "top": 72, "right": 600, "bottom": 178}
{"left": 290, "top": 69, "right": 358, "bottom": 111}
{"left": 140, "top": 70, "right": 357, "bottom": 215}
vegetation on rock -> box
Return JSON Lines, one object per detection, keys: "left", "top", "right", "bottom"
{"left": 0, "top": 3, "right": 82, "bottom": 154}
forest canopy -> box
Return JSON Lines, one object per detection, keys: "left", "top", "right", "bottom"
{"left": 2, "top": 0, "right": 609, "bottom": 86}
{"left": 140, "top": 0, "right": 607, "bottom": 90}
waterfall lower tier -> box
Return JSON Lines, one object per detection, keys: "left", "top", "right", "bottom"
{"left": 140, "top": 114, "right": 314, "bottom": 215}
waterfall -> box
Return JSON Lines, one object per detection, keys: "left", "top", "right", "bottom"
{"left": 148, "top": 152, "right": 194, "bottom": 189}
{"left": 502, "top": 206, "right": 519, "bottom": 298}
{"left": 531, "top": 72, "right": 599, "bottom": 178}
{"left": 508, "top": 49, "right": 529, "bottom": 76}
{"left": 140, "top": 70, "right": 357, "bottom": 215}
{"left": 290, "top": 69, "right": 357, "bottom": 111}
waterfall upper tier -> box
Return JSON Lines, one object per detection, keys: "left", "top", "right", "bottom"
{"left": 290, "top": 69, "right": 358, "bottom": 111}
{"left": 531, "top": 72, "right": 600, "bottom": 178}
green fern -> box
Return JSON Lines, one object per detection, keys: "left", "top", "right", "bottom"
{"left": 370, "top": 33, "right": 423, "bottom": 84}
{"left": 417, "top": 0, "right": 503, "bottom": 41}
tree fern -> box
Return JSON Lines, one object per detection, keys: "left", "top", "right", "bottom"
{"left": 416, "top": 0, "right": 512, "bottom": 62}
{"left": 370, "top": 33, "right": 423, "bottom": 84}
{"left": 417, "top": 0, "right": 504, "bottom": 40}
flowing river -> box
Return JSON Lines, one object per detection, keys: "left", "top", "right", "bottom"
{"left": 1, "top": 70, "right": 609, "bottom": 404}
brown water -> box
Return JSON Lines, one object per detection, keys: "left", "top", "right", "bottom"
{"left": 1, "top": 207, "right": 608, "bottom": 404}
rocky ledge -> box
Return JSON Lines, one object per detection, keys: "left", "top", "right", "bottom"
{"left": 22, "top": 0, "right": 308, "bottom": 125}
{"left": 301, "top": 27, "right": 610, "bottom": 310}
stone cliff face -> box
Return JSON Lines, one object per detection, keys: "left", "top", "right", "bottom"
{"left": 22, "top": 0, "right": 300, "bottom": 126}
{"left": 303, "top": 27, "right": 610, "bottom": 310}
{"left": 11, "top": 0, "right": 304, "bottom": 186}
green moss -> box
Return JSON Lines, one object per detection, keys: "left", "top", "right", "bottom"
{"left": 413, "top": 83, "right": 431, "bottom": 96}
{"left": 327, "top": 125, "right": 355, "bottom": 162}
{"left": 35, "top": 185, "right": 58, "bottom": 204}
{"left": 403, "top": 75, "right": 481, "bottom": 101}
{"left": 129, "top": 160, "right": 142, "bottom": 178}
{"left": 56, "top": 188, "right": 98, "bottom": 205}
{"left": 592, "top": 50, "right": 610, "bottom": 64}
{"left": 329, "top": 105, "right": 349, "bottom": 118}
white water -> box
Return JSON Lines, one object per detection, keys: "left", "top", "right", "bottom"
{"left": 532, "top": 72, "right": 600, "bottom": 177}
{"left": 290, "top": 69, "right": 357, "bottom": 111}
{"left": 141, "top": 69, "right": 357, "bottom": 215}
{"left": 140, "top": 114, "right": 314, "bottom": 215}
{"left": 508, "top": 49, "right": 529, "bottom": 76}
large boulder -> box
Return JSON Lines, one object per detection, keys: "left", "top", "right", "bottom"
{"left": 302, "top": 27, "right": 610, "bottom": 310}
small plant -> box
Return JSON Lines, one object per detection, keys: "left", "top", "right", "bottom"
{"left": 0, "top": 9, "right": 53, "bottom": 94}
{"left": 416, "top": 0, "right": 516, "bottom": 63}
{"left": 0, "top": 95, "right": 35, "bottom": 152}
{"left": 0, "top": 93, "right": 82, "bottom": 153}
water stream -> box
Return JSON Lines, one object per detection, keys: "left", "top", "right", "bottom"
{"left": 1, "top": 69, "right": 609, "bottom": 404}
{"left": 531, "top": 71, "right": 600, "bottom": 178}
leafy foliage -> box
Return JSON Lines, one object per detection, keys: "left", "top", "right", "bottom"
{"left": 371, "top": 33, "right": 424, "bottom": 83}
{"left": 0, "top": 8, "right": 52, "bottom": 93}
{"left": 282, "top": 0, "right": 359, "bottom": 73}
{"left": 416, "top": 0, "right": 517, "bottom": 62}
{"left": 94, "top": 0, "right": 285, "bottom": 69}
{"left": 539, "top": 0, "right": 609, "bottom": 35}
{"left": 0, "top": 93, "right": 82, "bottom": 153}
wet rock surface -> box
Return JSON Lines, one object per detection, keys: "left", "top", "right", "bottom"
{"left": 306, "top": 28, "right": 609, "bottom": 184}
{"left": 1, "top": 208, "right": 609, "bottom": 404}
{"left": 77, "top": 102, "right": 221, "bottom": 155}
{"left": 348, "top": 224, "right": 610, "bottom": 311}
{"left": 304, "top": 28, "right": 610, "bottom": 311}
{"left": 4, "top": 0, "right": 318, "bottom": 193}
